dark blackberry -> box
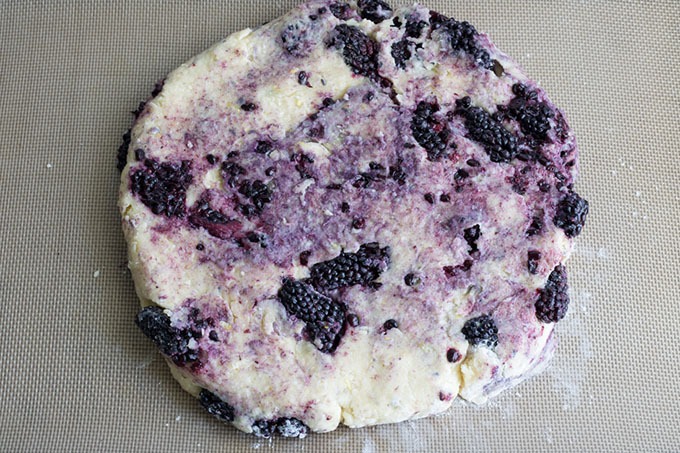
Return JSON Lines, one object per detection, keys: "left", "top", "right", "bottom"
{"left": 553, "top": 191, "right": 589, "bottom": 238}
{"left": 461, "top": 314, "right": 498, "bottom": 348}
{"left": 188, "top": 201, "right": 241, "bottom": 240}
{"left": 352, "top": 217, "right": 366, "bottom": 229}
{"left": 134, "top": 148, "right": 145, "bottom": 161}
{"left": 358, "top": 0, "right": 393, "bottom": 23}
{"left": 404, "top": 273, "right": 421, "bottom": 287}
{"left": 437, "top": 17, "right": 492, "bottom": 69}
{"left": 507, "top": 84, "right": 554, "bottom": 142}
{"left": 151, "top": 79, "right": 165, "bottom": 97}
{"left": 424, "top": 193, "right": 435, "bottom": 204}
{"left": 439, "top": 193, "right": 451, "bottom": 202}
{"left": 130, "top": 159, "right": 193, "bottom": 217}
{"left": 538, "top": 180, "right": 551, "bottom": 193}
{"left": 463, "top": 224, "right": 481, "bottom": 254}
{"left": 208, "top": 330, "right": 219, "bottom": 342}
{"left": 277, "top": 278, "right": 347, "bottom": 353}
{"left": 443, "top": 259, "right": 473, "bottom": 278}
{"left": 329, "top": 24, "right": 380, "bottom": 79}
{"left": 199, "top": 389, "right": 235, "bottom": 422}
{"left": 411, "top": 100, "right": 450, "bottom": 161}
{"left": 527, "top": 250, "right": 541, "bottom": 274}
{"left": 265, "top": 166, "right": 276, "bottom": 177}
{"left": 322, "top": 97, "right": 336, "bottom": 107}
{"left": 535, "top": 264, "right": 569, "bottom": 323}
{"left": 135, "top": 306, "right": 201, "bottom": 366}
{"left": 238, "top": 180, "right": 272, "bottom": 212}
{"left": 275, "top": 418, "right": 309, "bottom": 438}
{"left": 455, "top": 98, "right": 518, "bottom": 163}
{"left": 391, "top": 39, "right": 411, "bottom": 69}
{"left": 253, "top": 418, "right": 309, "bottom": 438}
{"left": 135, "top": 306, "right": 188, "bottom": 358}
{"left": 240, "top": 102, "right": 258, "bottom": 111}
{"left": 205, "top": 154, "right": 217, "bottom": 165}
{"left": 446, "top": 348, "right": 461, "bottom": 363}
{"left": 341, "top": 202, "right": 350, "bottom": 213}
{"left": 309, "top": 242, "right": 391, "bottom": 291}
{"left": 405, "top": 19, "right": 427, "bottom": 38}
{"left": 116, "top": 129, "right": 131, "bottom": 171}
{"left": 392, "top": 16, "right": 402, "bottom": 28}
{"left": 329, "top": 2, "right": 353, "bottom": 20}
{"left": 196, "top": 243, "right": 205, "bottom": 251}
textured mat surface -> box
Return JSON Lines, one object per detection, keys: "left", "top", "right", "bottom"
{"left": 1, "top": 1, "right": 678, "bottom": 451}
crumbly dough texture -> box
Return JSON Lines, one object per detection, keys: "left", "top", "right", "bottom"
{"left": 119, "top": 0, "right": 584, "bottom": 435}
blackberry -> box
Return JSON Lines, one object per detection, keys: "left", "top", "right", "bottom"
{"left": 297, "top": 71, "right": 311, "bottom": 87}
{"left": 130, "top": 159, "right": 193, "bottom": 217}
{"left": 454, "top": 168, "right": 469, "bottom": 181}
{"left": 553, "top": 191, "right": 589, "bottom": 238}
{"left": 347, "top": 313, "right": 360, "bottom": 327}
{"left": 299, "top": 250, "right": 311, "bottom": 266}
{"left": 329, "top": 24, "right": 380, "bottom": 79}
{"left": 443, "top": 259, "right": 472, "bottom": 278}
{"left": 188, "top": 201, "right": 241, "bottom": 240}
{"left": 208, "top": 330, "right": 219, "bottom": 342}
{"left": 463, "top": 224, "right": 481, "bottom": 254}
{"left": 199, "top": 389, "right": 235, "bottom": 422}
{"left": 424, "top": 193, "right": 435, "bottom": 204}
{"left": 135, "top": 306, "right": 201, "bottom": 366}
{"left": 329, "top": 2, "right": 353, "bottom": 20}
{"left": 411, "top": 100, "right": 450, "bottom": 161}
{"left": 240, "top": 102, "right": 258, "bottom": 111}
{"left": 358, "top": 0, "right": 393, "bottom": 23}
{"left": 134, "top": 149, "right": 145, "bottom": 161}
{"left": 221, "top": 161, "right": 247, "bottom": 188}
{"left": 439, "top": 193, "right": 451, "bottom": 202}
{"left": 309, "top": 242, "right": 391, "bottom": 291}
{"left": 535, "top": 264, "right": 569, "bottom": 323}
{"left": 391, "top": 39, "right": 412, "bottom": 69}
{"left": 238, "top": 180, "right": 272, "bottom": 212}
{"left": 455, "top": 97, "right": 518, "bottom": 163}
{"left": 526, "top": 212, "right": 544, "bottom": 237}
{"left": 436, "top": 17, "right": 492, "bottom": 69}
{"left": 116, "top": 129, "right": 131, "bottom": 171}
{"left": 466, "top": 158, "right": 480, "bottom": 167}
{"left": 507, "top": 84, "right": 554, "bottom": 142}
{"left": 340, "top": 202, "right": 350, "bottom": 213}
{"left": 280, "top": 22, "right": 309, "bottom": 57}
{"left": 527, "top": 250, "right": 541, "bottom": 274}
{"left": 461, "top": 314, "right": 498, "bottom": 348}
{"left": 352, "top": 217, "right": 366, "bottom": 229}
{"left": 252, "top": 418, "right": 309, "bottom": 438}
{"left": 405, "top": 19, "right": 427, "bottom": 38}
{"left": 277, "top": 278, "right": 347, "bottom": 353}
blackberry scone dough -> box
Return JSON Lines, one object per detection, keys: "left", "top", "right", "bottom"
{"left": 118, "top": 0, "right": 588, "bottom": 437}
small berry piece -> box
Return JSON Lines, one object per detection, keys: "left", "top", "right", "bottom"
{"left": 299, "top": 250, "right": 312, "bottom": 266}
{"left": 130, "top": 159, "right": 193, "bottom": 217}
{"left": 347, "top": 313, "right": 360, "bottom": 327}
{"left": 277, "top": 278, "right": 347, "bottom": 353}
{"left": 240, "top": 102, "right": 258, "bottom": 111}
{"left": 238, "top": 180, "right": 273, "bottom": 213}
{"left": 553, "top": 191, "right": 589, "bottom": 237}
{"left": 329, "top": 2, "right": 353, "bottom": 20}
{"left": 188, "top": 201, "right": 241, "bottom": 240}
{"left": 116, "top": 129, "right": 131, "bottom": 171}
{"left": 461, "top": 314, "right": 498, "bottom": 348}
{"left": 535, "top": 264, "right": 569, "bottom": 323}
{"left": 309, "top": 242, "right": 391, "bottom": 291}
{"left": 199, "top": 389, "right": 235, "bottom": 422}
{"left": 456, "top": 97, "right": 518, "bottom": 163}
{"left": 251, "top": 420, "right": 276, "bottom": 438}
{"left": 391, "top": 39, "right": 411, "bottom": 69}
{"left": 424, "top": 193, "right": 435, "bottom": 204}
{"left": 463, "top": 224, "right": 481, "bottom": 254}
{"left": 329, "top": 24, "right": 380, "bottom": 79}
{"left": 446, "top": 348, "right": 461, "bottom": 363}
{"left": 383, "top": 319, "right": 399, "bottom": 330}
{"left": 404, "top": 273, "right": 421, "bottom": 287}
{"left": 411, "top": 100, "right": 450, "bottom": 161}
{"left": 135, "top": 306, "right": 187, "bottom": 358}
{"left": 527, "top": 250, "right": 541, "bottom": 274}
{"left": 358, "top": 0, "right": 393, "bottom": 23}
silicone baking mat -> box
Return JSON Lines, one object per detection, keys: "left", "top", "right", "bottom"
{"left": 1, "top": 1, "right": 678, "bottom": 451}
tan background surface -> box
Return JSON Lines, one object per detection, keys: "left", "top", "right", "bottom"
{"left": 1, "top": 1, "right": 679, "bottom": 451}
